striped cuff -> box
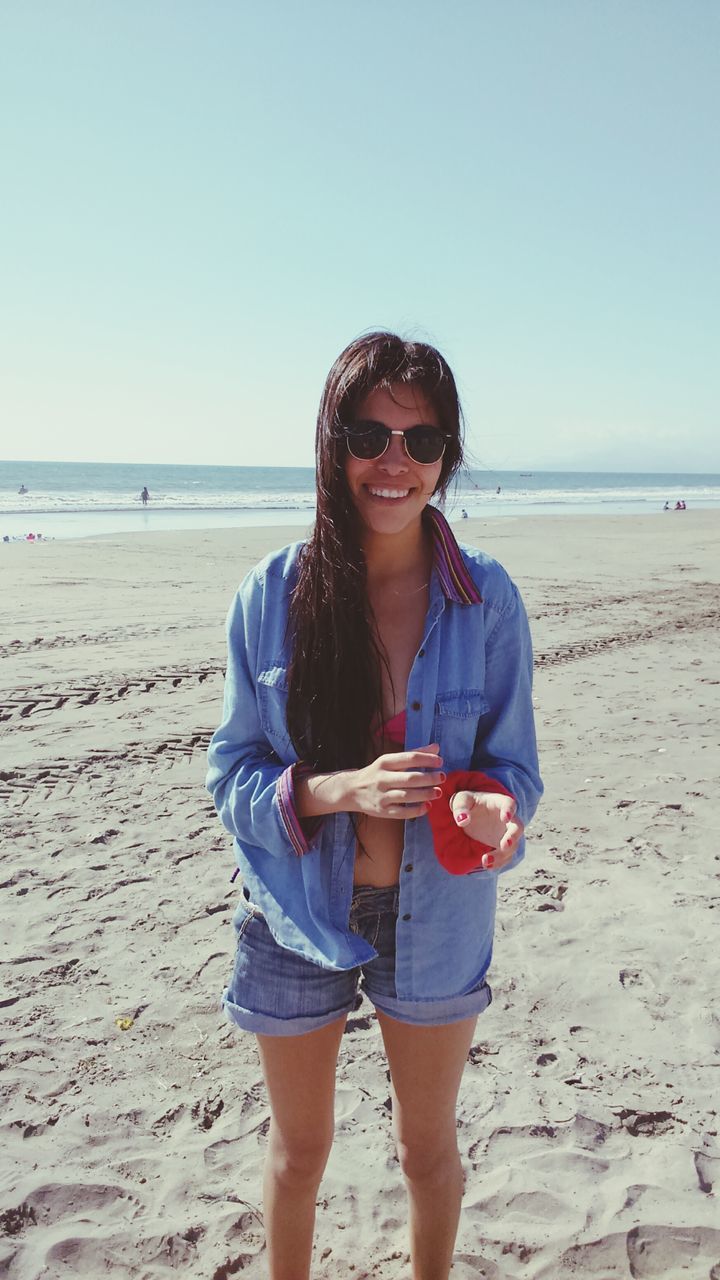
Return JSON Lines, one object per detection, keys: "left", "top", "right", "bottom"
{"left": 277, "top": 763, "right": 323, "bottom": 857}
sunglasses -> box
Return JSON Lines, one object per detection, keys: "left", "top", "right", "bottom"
{"left": 342, "top": 420, "right": 451, "bottom": 465}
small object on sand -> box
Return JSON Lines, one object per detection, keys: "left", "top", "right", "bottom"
{"left": 115, "top": 1016, "right": 134, "bottom": 1031}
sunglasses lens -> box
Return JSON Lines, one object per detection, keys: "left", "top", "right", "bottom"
{"left": 405, "top": 427, "right": 447, "bottom": 464}
{"left": 343, "top": 423, "right": 448, "bottom": 463}
{"left": 344, "top": 426, "right": 388, "bottom": 459}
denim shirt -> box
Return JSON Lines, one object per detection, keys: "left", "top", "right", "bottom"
{"left": 206, "top": 507, "right": 543, "bottom": 1002}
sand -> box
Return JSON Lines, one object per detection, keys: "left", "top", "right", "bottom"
{"left": 1, "top": 511, "right": 719, "bottom": 1279}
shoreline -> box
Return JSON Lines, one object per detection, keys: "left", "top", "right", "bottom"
{"left": 3, "top": 498, "right": 719, "bottom": 542}
{"left": 3, "top": 506, "right": 719, "bottom": 557}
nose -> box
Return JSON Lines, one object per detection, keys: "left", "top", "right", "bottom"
{"left": 379, "top": 431, "right": 409, "bottom": 474}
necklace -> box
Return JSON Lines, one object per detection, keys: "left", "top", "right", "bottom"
{"left": 389, "top": 579, "right": 430, "bottom": 597}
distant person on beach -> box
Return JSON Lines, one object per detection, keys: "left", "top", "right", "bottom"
{"left": 206, "top": 331, "right": 543, "bottom": 1280}
{"left": 140, "top": 487, "right": 150, "bottom": 505}
{"left": 460, "top": 507, "right": 468, "bottom": 518}
{"left": 18, "top": 484, "right": 28, "bottom": 495}
{"left": 674, "top": 500, "right": 686, "bottom": 510}
{"left": 663, "top": 502, "right": 670, "bottom": 511}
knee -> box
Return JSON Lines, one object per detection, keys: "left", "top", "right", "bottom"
{"left": 268, "top": 1125, "right": 334, "bottom": 1189}
{"left": 394, "top": 1128, "right": 460, "bottom": 1186}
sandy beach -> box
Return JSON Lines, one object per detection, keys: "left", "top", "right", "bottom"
{"left": 2, "top": 510, "right": 719, "bottom": 1280}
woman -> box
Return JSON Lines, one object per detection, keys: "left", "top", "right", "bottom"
{"left": 206, "top": 331, "right": 543, "bottom": 1280}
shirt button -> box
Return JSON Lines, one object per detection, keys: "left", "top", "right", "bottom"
{"left": 418, "top": 648, "right": 425, "bottom": 658}
{"left": 404, "top": 863, "right": 414, "bottom": 872}
{"left": 411, "top": 700, "right": 421, "bottom": 711}
{"left": 402, "top": 912, "right": 412, "bottom": 922}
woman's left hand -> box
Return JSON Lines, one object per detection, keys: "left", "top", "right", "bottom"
{"left": 449, "top": 790, "right": 524, "bottom": 871}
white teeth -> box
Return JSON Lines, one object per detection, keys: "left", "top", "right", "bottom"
{"left": 368, "top": 487, "right": 410, "bottom": 499}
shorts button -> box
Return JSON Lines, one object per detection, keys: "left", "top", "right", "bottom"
{"left": 402, "top": 912, "right": 412, "bottom": 922}
{"left": 418, "top": 648, "right": 425, "bottom": 658}
{"left": 411, "top": 700, "right": 421, "bottom": 711}
{"left": 404, "top": 863, "right": 414, "bottom": 872}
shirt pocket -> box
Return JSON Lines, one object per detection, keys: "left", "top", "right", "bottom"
{"left": 432, "top": 690, "right": 488, "bottom": 770}
{"left": 257, "top": 665, "right": 294, "bottom": 757}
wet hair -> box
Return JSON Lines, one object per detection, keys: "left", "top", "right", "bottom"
{"left": 286, "top": 330, "right": 465, "bottom": 772}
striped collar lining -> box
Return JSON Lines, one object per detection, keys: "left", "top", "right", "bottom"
{"left": 425, "top": 506, "right": 483, "bottom": 605}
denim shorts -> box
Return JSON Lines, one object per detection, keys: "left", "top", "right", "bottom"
{"left": 221, "top": 883, "right": 492, "bottom": 1037}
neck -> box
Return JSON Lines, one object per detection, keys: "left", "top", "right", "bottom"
{"left": 362, "top": 515, "right": 432, "bottom": 591}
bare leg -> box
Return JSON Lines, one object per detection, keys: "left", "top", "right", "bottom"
{"left": 376, "top": 1010, "right": 478, "bottom": 1280}
{"left": 256, "top": 1014, "right": 347, "bottom": 1280}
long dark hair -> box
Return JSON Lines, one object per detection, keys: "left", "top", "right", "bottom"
{"left": 286, "top": 331, "right": 465, "bottom": 771}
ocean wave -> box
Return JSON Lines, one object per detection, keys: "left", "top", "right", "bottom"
{"left": 2, "top": 484, "right": 720, "bottom": 517}
{"left": 0, "top": 491, "right": 319, "bottom": 515}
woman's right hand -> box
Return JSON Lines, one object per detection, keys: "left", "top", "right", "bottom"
{"left": 346, "top": 744, "right": 445, "bottom": 819}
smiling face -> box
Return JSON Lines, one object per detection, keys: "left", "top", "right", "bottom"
{"left": 344, "top": 384, "right": 444, "bottom": 539}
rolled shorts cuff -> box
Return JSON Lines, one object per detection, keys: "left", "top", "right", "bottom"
{"left": 221, "top": 989, "right": 355, "bottom": 1038}
{"left": 368, "top": 979, "right": 492, "bottom": 1027}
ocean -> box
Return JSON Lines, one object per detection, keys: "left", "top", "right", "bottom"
{"left": 2, "top": 459, "right": 718, "bottom": 540}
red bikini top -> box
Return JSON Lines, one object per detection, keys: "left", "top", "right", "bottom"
{"left": 376, "top": 709, "right": 406, "bottom": 746}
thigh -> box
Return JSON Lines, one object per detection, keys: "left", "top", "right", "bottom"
{"left": 376, "top": 1009, "right": 478, "bottom": 1140}
{"left": 257, "top": 1015, "right": 348, "bottom": 1146}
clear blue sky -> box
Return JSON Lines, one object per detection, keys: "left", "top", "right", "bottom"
{"left": 1, "top": 1, "right": 718, "bottom": 471}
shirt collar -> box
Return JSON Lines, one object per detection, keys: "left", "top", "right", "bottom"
{"left": 425, "top": 505, "right": 483, "bottom": 605}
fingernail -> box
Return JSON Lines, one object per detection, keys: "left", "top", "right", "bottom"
{"left": 439, "top": 773, "right": 447, "bottom": 782}
{"left": 456, "top": 812, "right": 469, "bottom": 823}
{"left": 483, "top": 854, "right": 495, "bottom": 868}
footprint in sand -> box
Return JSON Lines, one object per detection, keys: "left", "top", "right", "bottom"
{"left": 555, "top": 1226, "right": 720, "bottom": 1278}
{"left": 627, "top": 1224, "right": 720, "bottom": 1277}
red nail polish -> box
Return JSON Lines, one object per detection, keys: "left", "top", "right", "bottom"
{"left": 484, "top": 854, "right": 495, "bottom": 868}
{"left": 456, "top": 812, "right": 468, "bottom": 823}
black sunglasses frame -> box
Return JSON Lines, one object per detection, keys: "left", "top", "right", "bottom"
{"left": 341, "top": 421, "right": 452, "bottom": 465}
